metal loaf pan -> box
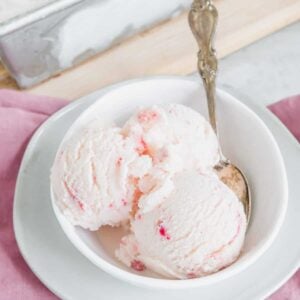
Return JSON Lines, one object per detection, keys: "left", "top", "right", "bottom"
{"left": 0, "top": 0, "right": 190, "bottom": 88}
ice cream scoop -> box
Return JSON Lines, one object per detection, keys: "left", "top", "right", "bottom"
{"left": 122, "top": 103, "right": 220, "bottom": 213}
{"left": 51, "top": 121, "right": 152, "bottom": 230}
{"left": 116, "top": 170, "right": 247, "bottom": 278}
{"left": 123, "top": 103, "right": 219, "bottom": 173}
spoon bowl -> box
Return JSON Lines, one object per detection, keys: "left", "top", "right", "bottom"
{"left": 215, "top": 162, "right": 251, "bottom": 222}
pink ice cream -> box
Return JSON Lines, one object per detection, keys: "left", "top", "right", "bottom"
{"left": 116, "top": 170, "right": 247, "bottom": 278}
{"left": 51, "top": 122, "right": 151, "bottom": 230}
{"left": 122, "top": 103, "right": 221, "bottom": 214}
{"left": 122, "top": 103, "right": 220, "bottom": 173}
{"left": 51, "top": 103, "right": 246, "bottom": 279}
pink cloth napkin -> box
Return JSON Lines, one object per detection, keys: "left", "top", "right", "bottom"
{"left": 0, "top": 90, "right": 66, "bottom": 300}
{"left": 0, "top": 89, "right": 299, "bottom": 299}
{"left": 268, "top": 95, "right": 300, "bottom": 142}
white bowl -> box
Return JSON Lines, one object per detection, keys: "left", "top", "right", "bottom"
{"left": 51, "top": 77, "right": 288, "bottom": 289}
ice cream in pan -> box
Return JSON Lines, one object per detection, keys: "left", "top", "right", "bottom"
{"left": 51, "top": 103, "right": 247, "bottom": 279}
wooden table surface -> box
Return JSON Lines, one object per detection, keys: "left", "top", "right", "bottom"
{"left": 1, "top": 0, "right": 300, "bottom": 100}
{"left": 0, "top": 63, "right": 18, "bottom": 90}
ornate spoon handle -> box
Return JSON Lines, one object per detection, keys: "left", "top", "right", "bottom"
{"left": 188, "top": 0, "right": 218, "bottom": 134}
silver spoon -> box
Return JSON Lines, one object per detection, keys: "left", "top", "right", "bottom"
{"left": 188, "top": 0, "right": 251, "bottom": 222}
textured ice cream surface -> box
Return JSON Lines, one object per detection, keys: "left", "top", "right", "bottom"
{"left": 51, "top": 121, "right": 152, "bottom": 230}
{"left": 51, "top": 103, "right": 246, "bottom": 278}
{"left": 122, "top": 103, "right": 220, "bottom": 174}
{"left": 116, "top": 170, "right": 247, "bottom": 279}
{"left": 137, "top": 170, "right": 174, "bottom": 214}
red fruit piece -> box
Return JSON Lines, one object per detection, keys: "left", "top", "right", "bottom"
{"left": 136, "top": 138, "right": 149, "bottom": 155}
{"left": 157, "top": 221, "right": 171, "bottom": 240}
{"left": 130, "top": 260, "right": 146, "bottom": 271}
{"left": 138, "top": 110, "right": 158, "bottom": 123}
{"left": 78, "top": 201, "right": 84, "bottom": 210}
{"left": 187, "top": 272, "right": 197, "bottom": 279}
{"left": 116, "top": 157, "right": 123, "bottom": 166}
{"left": 63, "top": 181, "right": 84, "bottom": 211}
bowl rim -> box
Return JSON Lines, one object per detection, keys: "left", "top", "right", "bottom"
{"left": 51, "top": 76, "right": 288, "bottom": 289}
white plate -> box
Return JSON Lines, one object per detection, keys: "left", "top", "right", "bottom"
{"left": 14, "top": 76, "right": 300, "bottom": 299}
